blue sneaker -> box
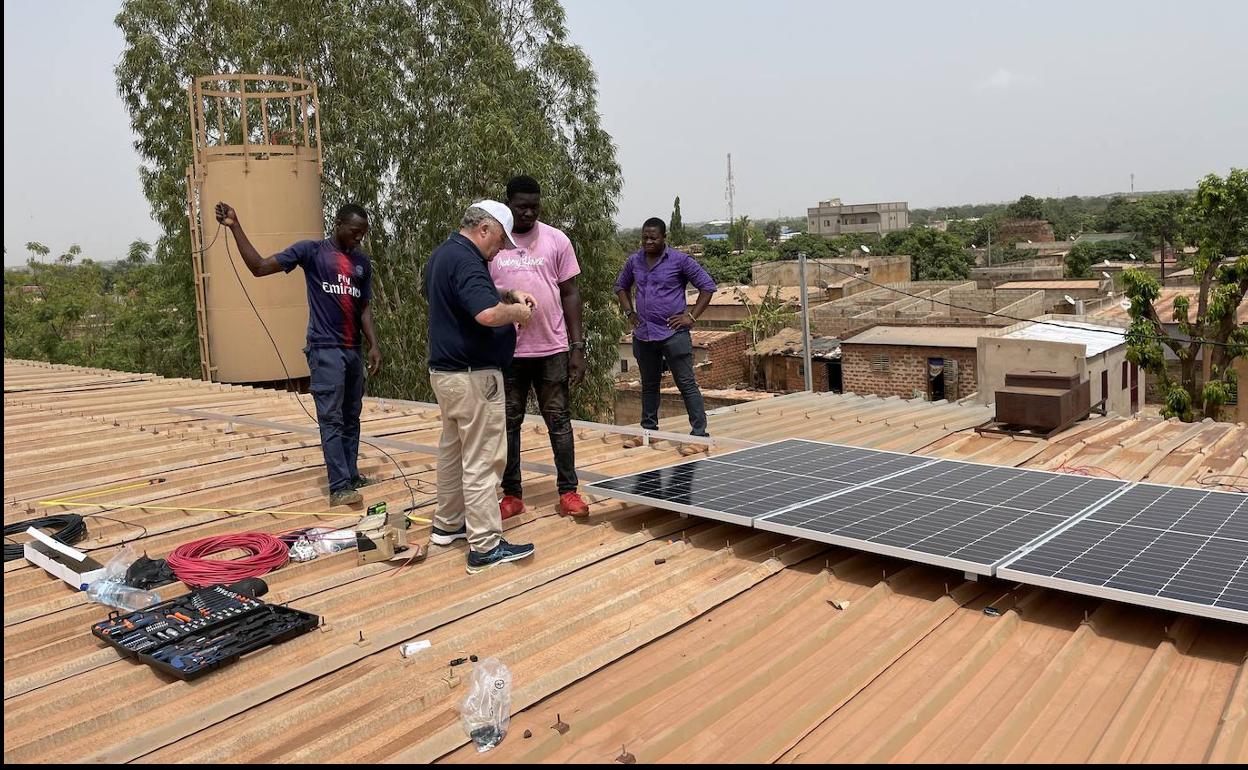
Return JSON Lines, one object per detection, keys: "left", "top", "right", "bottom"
{"left": 466, "top": 539, "right": 535, "bottom": 574}
{"left": 429, "top": 525, "right": 467, "bottom": 546}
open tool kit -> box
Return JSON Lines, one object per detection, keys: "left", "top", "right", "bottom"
{"left": 90, "top": 579, "right": 318, "bottom": 680}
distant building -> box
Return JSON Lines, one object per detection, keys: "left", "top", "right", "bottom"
{"left": 840, "top": 325, "right": 989, "bottom": 402}
{"left": 749, "top": 327, "right": 842, "bottom": 393}
{"left": 998, "top": 218, "right": 1055, "bottom": 244}
{"left": 807, "top": 198, "right": 909, "bottom": 237}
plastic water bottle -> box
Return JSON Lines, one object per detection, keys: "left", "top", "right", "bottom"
{"left": 85, "top": 579, "right": 161, "bottom": 611}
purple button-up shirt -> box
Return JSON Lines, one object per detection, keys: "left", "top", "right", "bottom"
{"left": 615, "top": 246, "right": 717, "bottom": 342}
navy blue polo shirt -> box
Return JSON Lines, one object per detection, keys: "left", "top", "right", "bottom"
{"left": 424, "top": 233, "right": 515, "bottom": 370}
{"left": 275, "top": 238, "right": 372, "bottom": 348}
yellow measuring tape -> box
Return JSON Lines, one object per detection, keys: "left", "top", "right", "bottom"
{"left": 38, "top": 479, "right": 431, "bottom": 524}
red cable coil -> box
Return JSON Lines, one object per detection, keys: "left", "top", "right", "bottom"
{"left": 167, "top": 533, "right": 290, "bottom": 588}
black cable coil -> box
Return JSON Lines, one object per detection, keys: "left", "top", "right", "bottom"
{"left": 3, "top": 515, "right": 87, "bottom": 562}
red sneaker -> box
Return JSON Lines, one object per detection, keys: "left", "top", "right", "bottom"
{"left": 558, "top": 491, "right": 590, "bottom": 517}
{"left": 499, "top": 495, "right": 526, "bottom": 520}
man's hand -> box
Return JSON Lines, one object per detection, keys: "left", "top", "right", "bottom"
{"left": 569, "top": 347, "right": 587, "bottom": 387}
{"left": 666, "top": 311, "right": 695, "bottom": 331}
{"left": 513, "top": 302, "right": 533, "bottom": 327}
{"left": 512, "top": 290, "right": 537, "bottom": 309}
{"left": 367, "top": 346, "right": 383, "bottom": 376}
{"left": 215, "top": 202, "right": 238, "bottom": 227}
{"left": 626, "top": 309, "right": 641, "bottom": 328}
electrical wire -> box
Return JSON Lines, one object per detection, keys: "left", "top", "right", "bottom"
{"left": 216, "top": 222, "right": 427, "bottom": 515}
{"left": 166, "top": 532, "right": 290, "bottom": 587}
{"left": 1198, "top": 474, "right": 1248, "bottom": 493}
{"left": 3, "top": 515, "right": 88, "bottom": 562}
{"left": 815, "top": 261, "right": 1244, "bottom": 349}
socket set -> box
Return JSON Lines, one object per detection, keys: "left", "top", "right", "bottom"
{"left": 91, "top": 584, "right": 318, "bottom": 680}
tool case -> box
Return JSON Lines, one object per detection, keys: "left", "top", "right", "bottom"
{"left": 90, "top": 584, "right": 319, "bottom": 680}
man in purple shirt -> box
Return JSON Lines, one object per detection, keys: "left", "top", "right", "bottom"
{"left": 615, "top": 217, "right": 716, "bottom": 455}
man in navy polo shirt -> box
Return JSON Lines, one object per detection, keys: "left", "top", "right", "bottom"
{"left": 215, "top": 201, "right": 381, "bottom": 506}
{"left": 424, "top": 201, "right": 538, "bottom": 574}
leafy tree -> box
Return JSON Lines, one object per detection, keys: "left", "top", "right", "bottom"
{"left": 669, "top": 196, "right": 686, "bottom": 245}
{"left": 1005, "top": 194, "right": 1045, "bottom": 220}
{"left": 1129, "top": 192, "right": 1189, "bottom": 255}
{"left": 763, "top": 220, "right": 781, "bottom": 243}
{"left": 882, "top": 227, "right": 974, "bottom": 280}
{"left": 731, "top": 286, "right": 797, "bottom": 386}
{"left": 25, "top": 242, "right": 50, "bottom": 261}
{"left": 778, "top": 233, "right": 834, "bottom": 260}
{"left": 728, "top": 215, "right": 753, "bottom": 252}
{"left": 127, "top": 239, "right": 152, "bottom": 264}
{"left": 1124, "top": 169, "right": 1248, "bottom": 421}
{"left": 115, "top": 0, "right": 624, "bottom": 418}
{"left": 1064, "top": 238, "right": 1152, "bottom": 278}
{"left": 1096, "top": 196, "right": 1136, "bottom": 232}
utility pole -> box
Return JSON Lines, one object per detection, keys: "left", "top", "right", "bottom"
{"left": 725, "top": 153, "right": 736, "bottom": 246}
{"left": 799, "top": 251, "right": 814, "bottom": 392}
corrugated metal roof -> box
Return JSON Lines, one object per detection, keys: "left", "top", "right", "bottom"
{"left": 4, "top": 359, "right": 1246, "bottom": 764}
{"left": 1001, "top": 319, "right": 1127, "bottom": 356}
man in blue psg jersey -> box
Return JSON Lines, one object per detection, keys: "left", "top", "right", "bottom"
{"left": 215, "top": 201, "right": 382, "bottom": 506}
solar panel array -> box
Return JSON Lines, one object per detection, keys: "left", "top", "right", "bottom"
{"left": 757, "top": 461, "right": 1126, "bottom": 574}
{"left": 586, "top": 439, "right": 1247, "bottom": 623}
{"left": 587, "top": 439, "right": 931, "bottom": 526}
{"left": 998, "top": 485, "right": 1247, "bottom": 623}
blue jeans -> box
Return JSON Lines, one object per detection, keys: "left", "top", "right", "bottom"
{"left": 306, "top": 346, "right": 365, "bottom": 493}
{"left": 633, "top": 330, "right": 709, "bottom": 436}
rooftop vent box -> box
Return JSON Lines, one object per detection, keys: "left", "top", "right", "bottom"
{"left": 995, "top": 371, "right": 1090, "bottom": 430}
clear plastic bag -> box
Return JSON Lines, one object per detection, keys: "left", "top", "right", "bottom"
{"left": 85, "top": 545, "right": 160, "bottom": 610}
{"left": 104, "top": 544, "right": 139, "bottom": 581}
{"left": 459, "top": 658, "right": 512, "bottom": 752}
{"left": 305, "top": 527, "right": 356, "bottom": 555}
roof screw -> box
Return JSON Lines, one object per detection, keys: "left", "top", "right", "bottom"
{"left": 552, "top": 713, "right": 569, "bottom": 734}
{"left": 358, "top": 630, "right": 365, "bottom": 643}
{"left": 616, "top": 744, "right": 636, "bottom": 764}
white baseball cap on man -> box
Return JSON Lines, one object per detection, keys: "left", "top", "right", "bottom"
{"left": 471, "top": 199, "right": 519, "bottom": 249}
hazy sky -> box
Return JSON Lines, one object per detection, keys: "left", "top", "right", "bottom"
{"left": 4, "top": 0, "right": 1246, "bottom": 266}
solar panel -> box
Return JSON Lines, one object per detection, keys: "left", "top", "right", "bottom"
{"left": 585, "top": 439, "right": 934, "bottom": 526}
{"left": 755, "top": 460, "right": 1127, "bottom": 575}
{"left": 998, "top": 485, "right": 1248, "bottom": 623}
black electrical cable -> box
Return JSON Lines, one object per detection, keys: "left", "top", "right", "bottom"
{"left": 217, "top": 223, "right": 425, "bottom": 514}
{"left": 3, "top": 515, "right": 87, "bottom": 562}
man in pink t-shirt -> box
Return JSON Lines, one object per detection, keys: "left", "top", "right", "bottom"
{"left": 488, "top": 175, "right": 590, "bottom": 519}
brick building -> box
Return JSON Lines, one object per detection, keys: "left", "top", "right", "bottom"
{"left": 749, "top": 327, "right": 842, "bottom": 393}
{"left": 840, "top": 325, "right": 990, "bottom": 401}
{"left": 618, "top": 329, "right": 749, "bottom": 390}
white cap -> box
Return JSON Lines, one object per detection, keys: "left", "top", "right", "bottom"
{"left": 470, "top": 200, "right": 519, "bottom": 249}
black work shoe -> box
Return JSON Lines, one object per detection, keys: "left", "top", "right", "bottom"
{"left": 465, "top": 539, "right": 535, "bottom": 574}
{"left": 350, "top": 475, "right": 378, "bottom": 490}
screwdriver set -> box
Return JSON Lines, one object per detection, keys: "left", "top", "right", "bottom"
{"left": 90, "top": 583, "right": 318, "bottom": 680}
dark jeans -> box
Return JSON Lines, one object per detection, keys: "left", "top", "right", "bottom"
{"left": 306, "top": 346, "right": 365, "bottom": 493}
{"left": 633, "top": 330, "right": 708, "bottom": 436}
{"left": 503, "top": 352, "right": 578, "bottom": 496}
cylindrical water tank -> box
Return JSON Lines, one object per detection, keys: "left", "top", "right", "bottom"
{"left": 187, "top": 74, "right": 323, "bottom": 383}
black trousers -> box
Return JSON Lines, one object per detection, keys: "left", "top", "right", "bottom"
{"left": 502, "top": 352, "right": 578, "bottom": 496}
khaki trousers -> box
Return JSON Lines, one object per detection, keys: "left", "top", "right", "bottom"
{"left": 430, "top": 369, "right": 506, "bottom": 553}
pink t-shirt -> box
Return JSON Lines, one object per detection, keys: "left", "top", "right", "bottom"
{"left": 489, "top": 221, "right": 581, "bottom": 358}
